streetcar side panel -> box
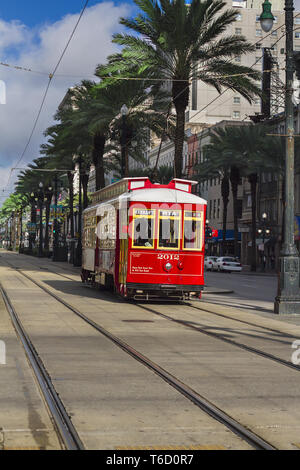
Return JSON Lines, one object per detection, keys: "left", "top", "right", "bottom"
{"left": 82, "top": 209, "right": 97, "bottom": 273}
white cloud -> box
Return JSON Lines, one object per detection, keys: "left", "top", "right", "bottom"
{"left": 0, "top": 2, "right": 131, "bottom": 195}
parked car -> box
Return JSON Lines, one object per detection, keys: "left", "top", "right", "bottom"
{"left": 204, "top": 256, "right": 218, "bottom": 271}
{"left": 213, "top": 256, "right": 242, "bottom": 273}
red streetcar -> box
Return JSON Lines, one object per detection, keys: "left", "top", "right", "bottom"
{"left": 81, "top": 177, "right": 207, "bottom": 300}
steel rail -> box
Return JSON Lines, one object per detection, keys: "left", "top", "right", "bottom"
{"left": 0, "top": 284, "right": 85, "bottom": 450}
{"left": 9, "top": 255, "right": 296, "bottom": 342}
{"left": 3, "top": 257, "right": 299, "bottom": 371}
{"left": 137, "top": 303, "right": 300, "bottom": 373}
{"left": 3, "top": 265, "right": 277, "bottom": 450}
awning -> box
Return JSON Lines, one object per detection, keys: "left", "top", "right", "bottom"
{"left": 216, "top": 229, "right": 241, "bottom": 241}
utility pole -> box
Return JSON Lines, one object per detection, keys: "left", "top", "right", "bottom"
{"left": 260, "top": 0, "right": 300, "bottom": 313}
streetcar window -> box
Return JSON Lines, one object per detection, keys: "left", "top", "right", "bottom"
{"left": 132, "top": 209, "right": 155, "bottom": 249}
{"left": 158, "top": 210, "right": 181, "bottom": 250}
{"left": 183, "top": 211, "right": 203, "bottom": 250}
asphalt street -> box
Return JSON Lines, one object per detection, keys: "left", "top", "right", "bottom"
{"left": 204, "top": 270, "right": 278, "bottom": 315}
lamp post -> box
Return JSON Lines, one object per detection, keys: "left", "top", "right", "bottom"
{"left": 73, "top": 154, "right": 83, "bottom": 267}
{"left": 52, "top": 175, "right": 59, "bottom": 261}
{"left": 38, "top": 182, "right": 44, "bottom": 257}
{"left": 120, "top": 104, "right": 129, "bottom": 178}
{"left": 257, "top": 212, "right": 271, "bottom": 271}
{"left": 260, "top": 1, "right": 300, "bottom": 313}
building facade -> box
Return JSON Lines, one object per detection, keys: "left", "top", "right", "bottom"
{"left": 186, "top": 0, "right": 298, "bottom": 131}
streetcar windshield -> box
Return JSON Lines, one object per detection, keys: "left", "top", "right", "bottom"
{"left": 183, "top": 211, "right": 203, "bottom": 250}
{"left": 132, "top": 209, "right": 155, "bottom": 248}
{"left": 158, "top": 210, "right": 181, "bottom": 250}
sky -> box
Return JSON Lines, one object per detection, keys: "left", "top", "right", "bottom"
{"left": 0, "top": 0, "right": 300, "bottom": 199}
{"left": 0, "top": 0, "right": 134, "bottom": 198}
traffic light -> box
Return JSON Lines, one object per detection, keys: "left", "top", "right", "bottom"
{"left": 205, "top": 226, "right": 212, "bottom": 239}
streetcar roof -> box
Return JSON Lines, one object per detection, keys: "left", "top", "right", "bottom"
{"left": 84, "top": 188, "right": 207, "bottom": 215}
{"left": 120, "top": 188, "right": 207, "bottom": 205}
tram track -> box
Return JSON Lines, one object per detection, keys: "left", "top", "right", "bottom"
{"left": 0, "top": 257, "right": 278, "bottom": 450}
{"left": 8, "top": 254, "right": 294, "bottom": 343}
{"left": 3, "top": 255, "right": 299, "bottom": 372}
{"left": 0, "top": 283, "right": 85, "bottom": 450}
{"left": 15, "top": 258, "right": 299, "bottom": 372}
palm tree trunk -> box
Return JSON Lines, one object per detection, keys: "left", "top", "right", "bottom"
{"left": 172, "top": 81, "right": 189, "bottom": 179}
{"left": 221, "top": 174, "right": 230, "bottom": 256}
{"left": 68, "top": 171, "right": 75, "bottom": 264}
{"left": 29, "top": 201, "right": 37, "bottom": 252}
{"left": 249, "top": 173, "right": 258, "bottom": 272}
{"left": 230, "top": 166, "right": 240, "bottom": 257}
{"left": 44, "top": 194, "right": 52, "bottom": 252}
{"left": 92, "top": 133, "right": 106, "bottom": 190}
{"left": 82, "top": 173, "right": 89, "bottom": 209}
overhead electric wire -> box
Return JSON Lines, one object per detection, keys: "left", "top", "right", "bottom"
{"left": 2, "top": 7, "right": 299, "bottom": 201}
{"left": 5, "top": 0, "right": 90, "bottom": 191}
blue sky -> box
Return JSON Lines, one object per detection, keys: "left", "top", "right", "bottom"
{"left": 0, "top": 1, "right": 133, "bottom": 192}
{"left": 0, "top": 0, "right": 299, "bottom": 195}
{"left": 0, "top": 0, "right": 132, "bottom": 27}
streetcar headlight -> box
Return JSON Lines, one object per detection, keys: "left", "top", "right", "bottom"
{"left": 164, "top": 262, "right": 173, "bottom": 272}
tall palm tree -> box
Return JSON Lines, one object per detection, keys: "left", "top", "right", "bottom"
{"left": 104, "top": 0, "right": 261, "bottom": 178}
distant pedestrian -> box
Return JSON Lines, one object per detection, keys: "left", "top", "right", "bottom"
{"left": 262, "top": 254, "right": 266, "bottom": 271}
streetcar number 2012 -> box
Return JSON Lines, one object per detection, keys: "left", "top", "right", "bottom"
{"left": 157, "top": 254, "right": 180, "bottom": 260}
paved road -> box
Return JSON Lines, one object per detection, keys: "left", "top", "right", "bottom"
{"left": 2, "top": 251, "right": 300, "bottom": 450}
{"left": 204, "top": 271, "right": 277, "bottom": 315}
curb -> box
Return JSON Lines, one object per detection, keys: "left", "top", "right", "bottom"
{"left": 203, "top": 288, "right": 234, "bottom": 295}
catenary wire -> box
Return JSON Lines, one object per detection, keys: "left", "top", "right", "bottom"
{"left": 4, "top": 0, "right": 90, "bottom": 191}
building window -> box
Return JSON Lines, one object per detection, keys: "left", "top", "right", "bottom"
{"left": 217, "top": 199, "right": 220, "bottom": 219}
{"left": 233, "top": 111, "right": 240, "bottom": 119}
{"left": 274, "top": 16, "right": 278, "bottom": 23}
{"left": 295, "top": 32, "right": 300, "bottom": 39}
{"left": 233, "top": 96, "right": 240, "bottom": 104}
{"left": 295, "top": 17, "right": 300, "bottom": 25}
{"left": 256, "top": 29, "right": 262, "bottom": 36}
{"left": 271, "top": 30, "right": 277, "bottom": 36}
{"left": 256, "top": 15, "right": 261, "bottom": 22}
{"left": 235, "top": 56, "right": 241, "bottom": 62}
{"left": 256, "top": 43, "right": 262, "bottom": 49}
{"left": 255, "top": 98, "right": 260, "bottom": 105}
{"left": 235, "top": 28, "right": 242, "bottom": 35}
{"left": 236, "top": 13, "right": 242, "bottom": 21}
{"left": 256, "top": 56, "right": 262, "bottom": 63}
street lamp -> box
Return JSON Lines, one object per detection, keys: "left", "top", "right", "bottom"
{"left": 38, "top": 182, "right": 44, "bottom": 257}
{"left": 257, "top": 213, "right": 270, "bottom": 271}
{"left": 259, "top": 0, "right": 275, "bottom": 32}
{"left": 120, "top": 104, "right": 129, "bottom": 178}
{"left": 260, "top": 1, "right": 300, "bottom": 313}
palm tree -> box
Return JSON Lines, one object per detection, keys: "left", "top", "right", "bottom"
{"left": 202, "top": 124, "right": 284, "bottom": 267}
{"left": 104, "top": 0, "right": 261, "bottom": 179}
